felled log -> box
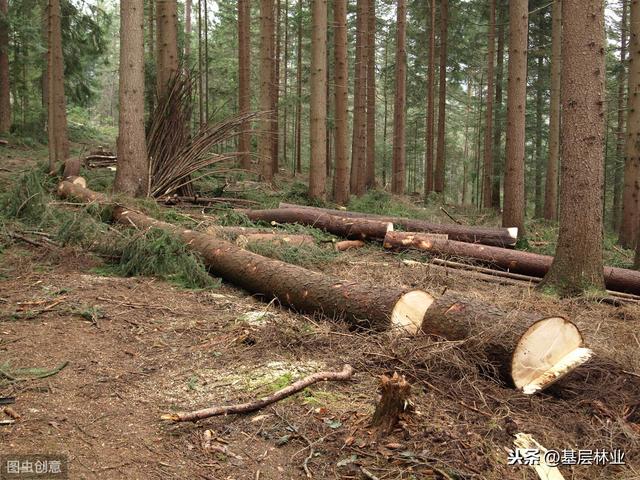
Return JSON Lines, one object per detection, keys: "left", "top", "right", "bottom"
{"left": 206, "top": 226, "right": 316, "bottom": 246}
{"left": 58, "top": 181, "right": 434, "bottom": 334}
{"left": 57, "top": 180, "right": 594, "bottom": 394}
{"left": 162, "top": 195, "right": 259, "bottom": 208}
{"left": 162, "top": 364, "right": 354, "bottom": 422}
{"left": 240, "top": 207, "right": 393, "bottom": 240}
{"left": 383, "top": 232, "right": 449, "bottom": 251}
{"left": 384, "top": 232, "right": 640, "bottom": 295}
{"left": 84, "top": 154, "right": 117, "bottom": 168}
{"left": 422, "top": 290, "right": 592, "bottom": 394}
{"left": 335, "top": 240, "right": 366, "bottom": 251}
{"left": 279, "top": 202, "right": 518, "bottom": 247}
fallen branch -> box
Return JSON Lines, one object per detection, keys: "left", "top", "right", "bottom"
{"left": 335, "top": 240, "right": 366, "bottom": 251}
{"left": 162, "top": 364, "right": 354, "bottom": 422}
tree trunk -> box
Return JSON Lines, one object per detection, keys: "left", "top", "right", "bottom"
{"left": 482, "top": 0, "right": 496, "bottom": 208}
{"left": 309, "top": 0, "right": 327, "bottom": 200}
{"left": 272, "top": 0, "right": 281, "bottom": 175}
{"left": 279, "top": 202, "right": 518, "bottom": 246}
{"left": 544, "top": 0, "right": 561, "bottom": 221}
{"left": 283, "top": 0, "right": 289, "bottom": 172}
{"left": 204, "top": 0, "right": 209, "bottom": 120}
{"left": 59, "top": 180, "right": 593, "bottom": 394}
{"left": 259, "top": 0, "right": 275, "bottom": 181}
{"left": 185, "top": 0, "right": 192, "bottom": 61}
{"left": 0, "top": 0, "right": 10, "bottom": 133}
{"left": 295, "top": 0, "right": 302, "bottom": 174}
{"left": 242, "top": 207, "right": 394, "bottom": 240}
{"left": 156, "top": 0, "right": 179, "bottom": 98}
{"left": 371, "top": 373, "right": 410, "bottom": 434}
{"left": 47, "top": 0, "right": 69, "bottom": 173}
{"left": 197, "top": 0, "right": 204, "bottom": 127}
{"left": 613, "top": 0, "right": 628, "bottom": 230}
{"left": 534, "top": 19, "right": 545, "bottom": 219}
{"left": 424, "top": 0, "right": 436, "bottom": 196}
{"left": 491, "top": 0, "right": 505, "bottom": 209}
{"left": 384, "top": 232, "right": 638, "bottom": 295}
{"left": 541, "top": 0, "right": 606, "bottom": 296}
{"left": 350, "top": 0, "right": 368, "bottom": 195}
{"left": 502, "top": 0, "right": 528, "bottom": 235}
{"left": 238, "top": 0, "right": 252, "bottom": 170}
{"left": 434, "top": 0, "right": 448, "bottom": 195}
{"left": 333, "top": 0, "right": 349, "bottom": 205}
{"left": 365, "top": 0, "right": 376, "bottom": 189}
{"left": 461, "top": 78, "right": 472, "bottom": 204}
{"left": 114, "top": 0, "right": 149, "bottom": 197}
{"left": 391, "top": 0, "right": 407, "bottom": 195}
{"left": 382, "top": 33, "right": 390, "bottom": 187}
{"left": 621, "top": 0, "right": 640, "bottom": 248}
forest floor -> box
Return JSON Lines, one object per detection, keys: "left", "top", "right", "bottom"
{"left": 0, "top": 142, "right": 639, "bottom": 480}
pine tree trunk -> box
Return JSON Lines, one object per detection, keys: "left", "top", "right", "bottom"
{"left": 534, "top": 25, "right": 544, "bottom": 219}
{"left": 482, "top": 0, "right": 496, "bottom": 208}
{"left": 424, "top": 0, "right": 436, "bottom": 196}
{"left": 613, "top": 0, "right": 627, "bottom": 230}
{"left": 502, "top": 0, "right": 528, "bottom": 233}
{"left": 620, "top": 0, "right": 640, "bottom": 248}
{"left": 0, "top": 0, "right": 11, "bottom": 133}
{"left": 544, "top": 0, "right": 561, "bottom": 221}
{"left": 198, "top": 0, "right": 204, "bottom": 127}
{"left": 295, "top": 0, "right": 302, "bottom": 174}
{"left": 238, "top": 0, "right": 251, "bottom": 170}
{"left": 204, "top": 0, "right": 209, "bottom": 120}
{"left": 272, "top": 0, "right": 281, "bottom": 175}
{"left": 541, "top": 0, "right": 606, "bottom": 296}
{"left": 382, "top": 33, "right": 389, "bottom": 187}
{"left": 185, "top": 0, "right": 192, "bottom": 61}
{"left": 259, "top": 0, "right": 275, "bottom": 181}
{"left": 156, "top": 0, "right": 179, "bottom": 98}
{"left": 115, "top": 0, "right": 148, "bottom": 197}
{"left": 391, "top": 0, "right": 406, "bottom": 195}
{"left": 365, "top": 0, "right": 376, "bottom": 189}
{"left": 333, "top": 0, "right": 350, "bottom": 205}
{"left": 308, "top": 0, "right": 327, "bottom": 200}
{"left": 47, "top": 0, "right": 69, "bottom": 173}
{"left": 462, "top": 78, "right": 471, "bottom": 204}
{"left": 491, "top": 0, "right": 505, "bottom": 208}
{"left": 283, "top": 0, "right": 289, "bottom": 172}
{"left": 434, "top": 0, "right": 448, "bottom": 195}
{"left": 350, "top": 0, "right": 368, "bottom": 195}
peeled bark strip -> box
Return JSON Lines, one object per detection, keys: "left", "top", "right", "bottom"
{"left": 279, "top": 203, "right": 517, "bottom": 247}
{"left": 163, "top": 364, "right": 354, "bottom": 422}
{"left": 57, "top": 181, "right": 433, "bottom": 334}
{"left": 384, "top": 232, "right": 640, "bottom": 295}
{"left": 242, "top": 208, "right": 393, "bottom": 240}
{"left": 371, "top": 372, "right": 411, "bottom": 434}
{"left": 422, "top": 290, "right": 592, "bottom": 394}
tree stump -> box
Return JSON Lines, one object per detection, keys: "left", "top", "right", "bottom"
{"left": 371, "top": 373, "right": 411, "bottom": 434}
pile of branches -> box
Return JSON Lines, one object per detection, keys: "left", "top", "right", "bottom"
{"left": 147, "top": 72, "right": 260, "bottom": 198}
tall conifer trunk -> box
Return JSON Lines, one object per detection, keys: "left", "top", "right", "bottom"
{"left": 350, "top": 0, "right": 368, "bottom": 195}
{"left": 259, "top": 0, "right": 275, "bottom": 181}
{"left": 238, "top": 0, "right": 252, "bottom": 169}
{"left": 434, "top": 0, "right": 448, "bottom": 194}
{"left": 502, "top": 0, "right": 528, "bottom": 234}
{"left": 365, "top": 0, "right": 376, "bottom": 188}
{"left": 156, "top": 0, "right": 178, "bottom": 98}
{"left": 333, "top": 0, "right": 349, "bottom": 204}
{"left": 482, "top": 0, "right": 496, "bottom": 208}
{"left": 424, "top": 0, "right": 436, "bottom": 196}
{"left": 544, "top": 0, "right": 561, "bottom": 221}
{"left": 115, "top": 0, "right": 148, "bottom": 197}
{"left": 391, "top": 0, "right": 406, "bottom": 195}
{"left": 0, "top": 0, "right": 11, "bottom": 133}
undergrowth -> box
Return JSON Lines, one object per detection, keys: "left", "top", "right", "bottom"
{"left": 0, "top": 167, "right": 217, "bottom": 289}
{"left": 245, "top": 241, "right": 338, "bottom": 269}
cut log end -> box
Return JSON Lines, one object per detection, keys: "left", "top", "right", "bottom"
{"left": 507, "top": 227, "right": 519, "bottom": 241}
{"left": 391, "top": 290, "right": 434, "bottom": 335}
{"left": 511, "top": 316, "right": 592, "bottom": 395}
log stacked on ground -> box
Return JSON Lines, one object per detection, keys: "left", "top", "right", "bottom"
{"left": 241, "top": 207, "right": 393, "bottom": 240}
{"left": 57, "top": 180, "right": 593, "bottom": 394}
{"left": 58, "top": 181, "right": 433, "bottom": 334}
{"left": 278, "top": 202, "right": 518, "bottom": 247}
{"left": 384, "top": 232, "right": 640, "bottom": 295}
{"left": 205, "top": 226, "right": 316, "bottom": 247}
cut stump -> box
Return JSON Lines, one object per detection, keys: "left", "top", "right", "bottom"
{"left": 371, "top": 373, "right": 411, "bottom": 434}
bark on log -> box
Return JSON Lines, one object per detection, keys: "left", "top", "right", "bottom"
{"left": 383, "top": 232, "right": 640, "bottom": 295}
{"left": 58, "top": 181, "right": 433, "bottom": 334}
{"left": 241, "top": 207, "right": 393, "bottom": 240}
{"left": 278, "top": 202, "right": 517, "bottom": 247}
{"left": 422, "top": 290, "right": 592, "bottom": 394}
{"left": 62, "top": 157, "right": 80, "bottom": 179}
{"left": 162, "top": 364, "right": 354, "bottom": 422}
{"left": 57, "top": 180, "right": 594, "bottom": 394}
{"left": 235, "top": 233, "right": 315, "bottom": 247}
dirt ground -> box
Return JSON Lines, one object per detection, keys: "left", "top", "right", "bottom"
{"left": 1, "top": 154, "right": 639, "bottom": 479}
